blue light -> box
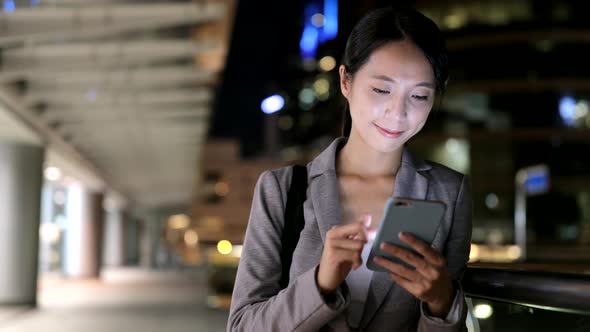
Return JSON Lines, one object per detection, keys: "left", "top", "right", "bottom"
{"left": 299, "top": 2, "right": 322, "bottom": 59}
{"left": 299, "top": 1, "right": 338, "bottom": 58}
{"left": 320, "top": 0, "right": 338, "bottom": 42}
{"left": 261, "top": 95, "right": 285, "bottom": 114}
{"left": 300, "top": 25, "right": 319, "bottom": 59}
{"left": 3, "top": 0, "right": 15, "bottom": 13}
{"left": 525, "top": 174, "right": 549, "bottom": 195}
{"left": 559, "top": 96, "right": 576, "bottom": 126}
{"left": 30, "top": 0, "right": 40, "bottom": 7}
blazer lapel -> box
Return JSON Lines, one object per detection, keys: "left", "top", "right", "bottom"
{"left": 311, "top": 170, "right": 342, "bottom": 243}
{"left": 308, "top": 137, "right": 346, "bottom": 243}
{"left": 360, "top": 149, "right": 429, "bottom": 329}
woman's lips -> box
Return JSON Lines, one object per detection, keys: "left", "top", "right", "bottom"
{"left": 374, "top": 124, "right": 403, "bottom": 139}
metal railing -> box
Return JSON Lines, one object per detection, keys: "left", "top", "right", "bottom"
{"left": 463, "top": 266, "right": 590, "bottom": 315}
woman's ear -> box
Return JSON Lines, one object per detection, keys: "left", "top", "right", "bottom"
{"left": 339, "top": 65, "right": 351, "bottom": 99}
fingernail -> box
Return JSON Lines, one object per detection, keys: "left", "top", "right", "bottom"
{"left": 399, "top": 232, "right": 407, "bottom": 239}
{"left": 380, "top": 242, "right": 386, "bottom": 249}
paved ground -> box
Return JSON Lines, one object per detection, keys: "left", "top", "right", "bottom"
{"left": 0, "top": 267, "right": 230, "bottom": 332}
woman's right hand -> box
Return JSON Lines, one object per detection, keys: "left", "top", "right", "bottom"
{"left": 316, "top": 215, "right": 371, "bottom": 294}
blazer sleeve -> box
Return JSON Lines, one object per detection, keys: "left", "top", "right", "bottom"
{"left": 227, "top": 170, "right": 347, "bottom": 332}
{"left": 418, "top": 174, "right": 473, "bottom": 332}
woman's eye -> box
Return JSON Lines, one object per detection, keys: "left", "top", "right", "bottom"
{"left": 412, "top": 95, "right": 428, "bottom": 101}
{"left": 372, "top": 87, "right": 389, "bottom": 94}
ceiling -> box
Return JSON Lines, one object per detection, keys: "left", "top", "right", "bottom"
{"left": 0, "top": 0, "right": 235, "bottom": 208}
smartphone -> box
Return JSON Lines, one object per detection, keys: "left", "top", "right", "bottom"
{"left": 366, "top": 197, "right": 446, "bottom": 272}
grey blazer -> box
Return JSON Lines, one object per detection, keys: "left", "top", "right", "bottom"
{"left": 228, "top": 137, "right": 472, "bottom": 332}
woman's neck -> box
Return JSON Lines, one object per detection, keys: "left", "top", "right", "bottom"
{"left": 337, "top": 131, "right": 403, "bottom": 178}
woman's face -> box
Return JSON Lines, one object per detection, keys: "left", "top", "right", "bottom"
{"left": 340, "top": 39, "right": 436, "bottom": 153}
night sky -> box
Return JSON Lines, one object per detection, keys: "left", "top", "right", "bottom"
{"left": 210, "top": 0, "right": 305, "bottom": 157}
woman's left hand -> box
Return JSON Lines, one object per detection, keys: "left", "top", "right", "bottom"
{"left": 373, "top": 232, "right": 454, "bottom": 318}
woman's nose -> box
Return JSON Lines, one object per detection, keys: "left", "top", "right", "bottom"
{"left": 384, "top": 94, "right": 407, "bottom": 120}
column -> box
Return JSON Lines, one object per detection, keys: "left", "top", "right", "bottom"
{"left": 125, "top": 217, "right": 140, "bottom": 265}
{"left": 139, "top": 212, "right": 162, "bottom": 269}
{"left": 63, "top": 185, "right": 104, "bottom": 278}
{"left": 0, "top": 142, "right": 44, "bottom": 305}
{"left": 103, "top": 209, "right": 127, "bottom": 267}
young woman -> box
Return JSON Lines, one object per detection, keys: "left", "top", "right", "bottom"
{"left": 228, "top": 7, "right": 472, "bottom": 332}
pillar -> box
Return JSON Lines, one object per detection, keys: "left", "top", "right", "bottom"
{"left": 63, "top": 185, "right": 104, "bottom": 278}
{"left": 0, "top": 142, "right": 44, "bottom": 305}
{"left": 103, "top": 209, "right": 127, "bottom": 267}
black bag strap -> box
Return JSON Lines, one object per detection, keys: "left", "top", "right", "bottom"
{"left": 279, "top": 164, "right": 308, "bottom": 289}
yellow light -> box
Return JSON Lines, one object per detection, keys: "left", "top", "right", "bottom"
{"left": 40, "top": 223, "right": 61, "bottom": 244}
{"left": 474, "top": 303, "right": 493, "bottom": 319}
{"left": 313, "top": 78, "right": 330, "bottom": 99}
{"left": 506, "top": 245, "right": 522, "bottom": 260}
{"left": 168, "top": 214, "right": 190, "bottom": 230}
{"left": 184, "top": 229, "right": 199, "bottom": 247}
{"left": 443, "top": 13, "right": 466, "bottom": 30}
{"left": 469, "top": 244, "right": 479, "bottom": 262}
{"left": 575, "top": 101, "right": 589, "bottom": 119}
{"left": 319, "top": 56, "right": 336, "bottom": 72}
{"left": 215, "top": 181, "right": 230, "bottom": 197}
{"left": 445, "top": 138, "right": 461, "bottom": 154}
{"left": 217, "top": 240, "right": 233, "bottom": 255}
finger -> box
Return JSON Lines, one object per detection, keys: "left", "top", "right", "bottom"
{"left": 347, "top": 229, "right": 368, "bottom": 242}
{"left": 388, "top": 273, "right": 422, "bottom": 298}
{"left": 334, "top": 249, "right": 363, "bottom": 270}
{"left": 355, "top": 229, "right": 368, "bottom": 242}
{"left": 398, "top": 232, "right": 445, "bottom": 266}
{"left": 420, "top": 265, "right": 443, "bottom": 282}
{"left": 351, "top": 256, "right": 364, "bottom": 270}
{"left": 379, "top": 243, "right": 443, "bottom": 280}
{"left": 379, "top": 242, "right": 427, "bottom": 271}
{"left": 330, "top": 238, "right": 366, "bottom": 251}
{"left": 373, "top": 257, "right": 420, "bottom": 282}
{"left": 329, "top": 222, "right": 368, "bottom": 240}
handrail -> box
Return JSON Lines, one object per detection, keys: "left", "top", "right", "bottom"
{"left": 463, "top": 267, "right": 590, "bottom": 315}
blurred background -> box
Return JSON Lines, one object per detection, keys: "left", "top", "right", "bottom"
{"left": 0, "top": 0, "right": 589, "bottom": 331}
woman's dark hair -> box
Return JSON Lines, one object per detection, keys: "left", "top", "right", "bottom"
{"left": 341, "top": 6, "right": 449, "bottom": 136}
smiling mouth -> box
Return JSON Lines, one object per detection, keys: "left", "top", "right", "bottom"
{"left": 374, "top": 124, "right": 404, "bottom": 138}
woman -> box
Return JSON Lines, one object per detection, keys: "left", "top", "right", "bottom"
{"left": 228, "top": 7, "right": 472, "bottom": 332}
